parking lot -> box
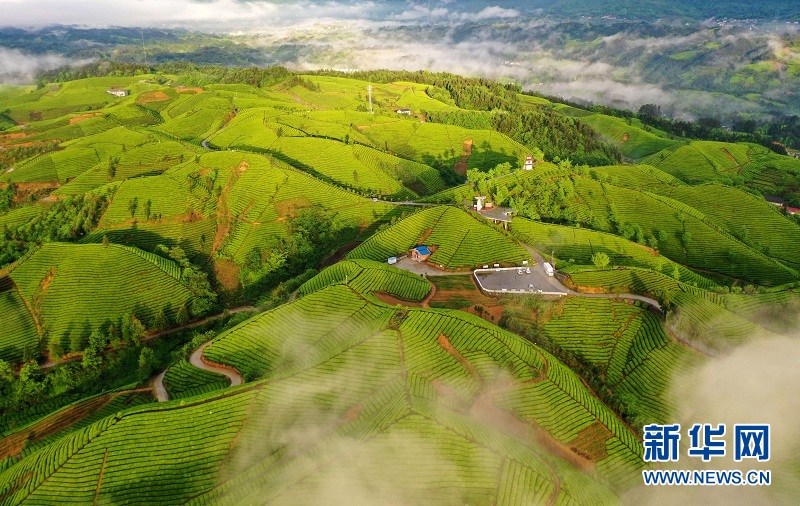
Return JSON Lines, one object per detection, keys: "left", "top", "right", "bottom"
{"left": 474, "top": 266, "right": 567, "bottom": 296}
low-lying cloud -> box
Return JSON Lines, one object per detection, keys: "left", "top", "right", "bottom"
{"left": 0, "top": 0, "right": 378, "bottom": 28}
{"left": 624, "top": 332, "right": 800, "bottom": 505}
{"left": 1, "top": 2, "right": 797, "bottom": 118}
{"left": 0, "top": 47, "right": 74, "bottom": 84}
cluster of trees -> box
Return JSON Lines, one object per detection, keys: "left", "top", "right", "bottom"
{"left": 286, "top": 75, "right": 320, "bottom": 92}
{"left": 0, "top": 316, "right": 152, "bottom": 417}
{"left": 239, "top": 206, "right": 339, "bottom": 298}
{"left": 35, "top": 61, "right": 152, "bottom": 88}
{"left": 155, "top": 244, "right": 216, "bottom": 316}
{"left": 0, "top": 312, "right": 225, "bottom": 426}
{"left": 473, "top": 160, "right": 585, "bottom": 224}
{"left": 0, "top": 193, "right": 109, "bottom": 267}
{"left": 0, "top": 184, "right": 14, "bottom": 213}
{"left": 35, "top": 61, "right": 295, "bottom": 90}
{"left": 0, "top": 142, "right": 58, "bottom": 173}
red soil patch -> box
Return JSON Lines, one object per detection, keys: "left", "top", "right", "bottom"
{"left": 430, "top": 275, "right": 504, "bottom": 321}
{"left": 180, "top": 210, "right": 204, "bottom": 223}
{"left": 0, "top": 390, "right": 152, "bottom": 460}
{"left": 0, "top": 133, "right": 29, "bottom": 142}
{"left": 374, "top": 292, "right": 426, "bottom": 308}
{"left": 137, "top": 91, "right": 170, "bottom": 104}
{"left": 437, "top": 333, "right": 480, "bottom": 381}
{"left": 209, "top": 162, "right": 248, "bottom": 257}
{"left": 466, "top": 304, "right": 504, "bottom": 322}
{"left": 463, "top": 139, "right": 474, "bottom": 156}
{"left": 175, "top": 86, "right": 204, "bottom": 94}
{"left": 418, "top": 227, "right": 433, "bottom": 245}
{"left": 69, "top": 113, "right": 101, "bottom": 125}
{"left": 620, "top": 132, "right": 630, "bottom": 143}
{"left": 214, "top": 258, "right": 241, "bottom": 293}
{"left": 275, "top": 197, "right": 312, "bottom": 218}
{"left": 634, "top": 242, "right": 659, "bottom": 256}
{"left": 342, "top": 403, "right": 363, "bottom": 423}
{"left": 567, "top": 422, "right": 613, "bottom": 461}
{"left": 453, "top": 139, "right": 474, "bottom": 176}
{"left": 574, "top": 285, "right": 609, "bottom": 294}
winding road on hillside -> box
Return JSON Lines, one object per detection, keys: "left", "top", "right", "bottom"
{"left": 152, "top": 341, "right": 244, "bottom": 402}
{"left": 189, "top": 342, "right": 243, "bottom": 387}
{"left": 521, "top": 245, "right": 663, "bottom": 312}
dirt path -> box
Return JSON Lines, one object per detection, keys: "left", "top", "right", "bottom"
{"left": 210, "top": 162, "right": 247, "bottom": 257}
{"left": 40, "top": 306, "right": 258, "bottom": 370}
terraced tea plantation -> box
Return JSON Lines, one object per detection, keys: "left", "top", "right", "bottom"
{"left": 2, "top": 243, "right": 195, "bottom": 358}
{"left": 299, "top": 258, "right": 431, "bottom": 301}
{"left": 1, "top": 68, "right": 800, "bottom": 504}
{"left": 542, "top": 297, "right": 702, "bottom": 424}
{"left": 0, "top": 278, "right": 643, "bottom": 504}
{"left": 349, "top": 206, "right": 530, "bottom": 269}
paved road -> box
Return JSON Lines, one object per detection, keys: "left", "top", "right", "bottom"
{"left": 189, "top": 342, "right": 243, "bottom": 387}
{"left": 150, "top": 370, "right": 170, "bottom": 402}
{"left": 151, "top": 341, "right": 244, "bottom": 403}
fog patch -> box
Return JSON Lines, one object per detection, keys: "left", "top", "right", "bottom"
{"left": 623, "top": 332, "right": 800, "bottom": 505}
{"left": 0, "top": 47, "right": 75, "bottom": 84}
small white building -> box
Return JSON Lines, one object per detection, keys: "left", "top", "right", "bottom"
{"left": 106, "top": 88, "right": 130, "bottom": 98}
{"left": 523, "top": 154, "right": 535, "bottom": 170}
{"left": 474, "top": 196, "right": 487, "bottom": 211}
{"left": 396, "top": 108, "right": 412, "bottom": 115}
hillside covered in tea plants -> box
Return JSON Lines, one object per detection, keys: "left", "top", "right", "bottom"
{"left": 0, "top": 65, "right": 798, "bottom": 504}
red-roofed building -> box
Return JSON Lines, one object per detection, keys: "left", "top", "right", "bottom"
{"left": 786, "top": 206, "right": 800, "bottom": 215}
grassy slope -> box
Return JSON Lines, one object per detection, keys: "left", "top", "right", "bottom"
{"left": 6, "top": 243, "right": 194, "bottom": 350}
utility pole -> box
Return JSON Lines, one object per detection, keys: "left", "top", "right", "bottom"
{"left": 141, "top": 29, "right": 148, "bottom": 66}
{"left": 368, "top": 83, "right": 373, "bottom": 114}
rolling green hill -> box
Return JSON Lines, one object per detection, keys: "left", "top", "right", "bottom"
{"left": 0, "top": 281, "right": 639, "bottom": 504}
{"left": 643, "top": 140, "right": 800, "bottom": 198}
{"left": 3, "top": 243, "right": 195, "bottom": 357}
{"left": 2, "top": 67, "right": 800, "bottom": 504}
{"left": 348, "top": 206, "right": 530, "bottom": 269}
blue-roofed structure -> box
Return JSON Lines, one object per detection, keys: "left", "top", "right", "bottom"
{"left": 412, "top": 245, "right": 432, "bottom": 262}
